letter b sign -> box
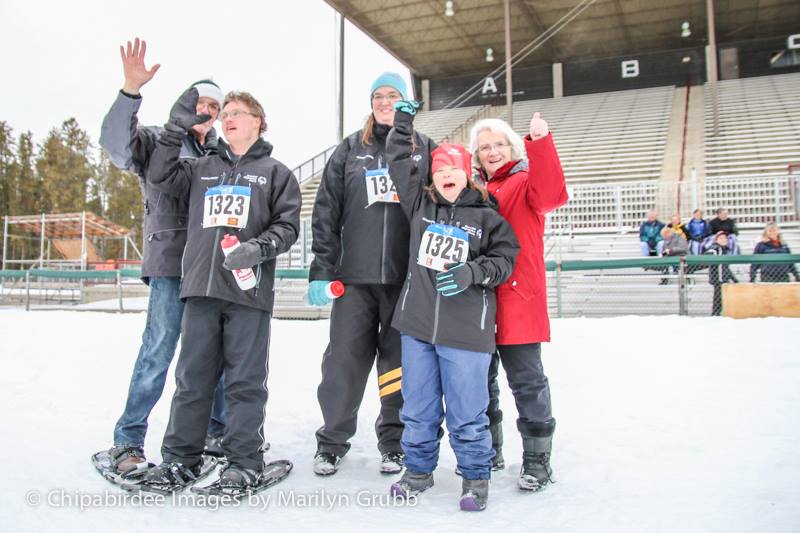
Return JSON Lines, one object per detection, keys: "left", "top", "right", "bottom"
{"left": 621, "top": 60, "right": 639, "bottom": 78}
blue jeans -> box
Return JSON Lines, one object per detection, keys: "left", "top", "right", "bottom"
{"left": 113, "top": 277, "right": 226, "bottom": 446}
{"left": 640, "top": 241, "right": 664, "bottom": 256}
{"left": 399, "top": 334, "right": 493, "bottom": 480}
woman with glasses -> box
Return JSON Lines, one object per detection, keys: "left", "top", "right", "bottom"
{"left": 469, "top": 114, "right": 568, "bottom": 491}
{"left": 307, "top": 73, "right": 436, "bottom": 476}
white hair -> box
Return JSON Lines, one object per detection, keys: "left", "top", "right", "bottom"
{"left": 469, "top": 118, "right": 526, "bottom": 170}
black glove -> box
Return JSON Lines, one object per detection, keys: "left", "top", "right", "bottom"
{"left": 392, "top": 100, "right": 420, "bottom": 134}
{"left": 166, "top": 87, "right": 212, "bottom": 134}
{"left": 223, "top": 241, "right": 263, "bottom": 271}
{"left": 435, "top": 262, "right": 477, "bottom": 297}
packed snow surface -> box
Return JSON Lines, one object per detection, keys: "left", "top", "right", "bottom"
{"left": 1, "top": 310, "right": 798, "bottom": 532}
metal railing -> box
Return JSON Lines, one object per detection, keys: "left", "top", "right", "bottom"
{"left": 290, "top": 145, "right": 338, "bottom": 186}
{"left": 547, "top": 174, "right": 800, "bottom": 234}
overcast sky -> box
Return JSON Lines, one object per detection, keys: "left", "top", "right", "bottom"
{"left": 0, "top": 0, "right": 412, "bottom": 169}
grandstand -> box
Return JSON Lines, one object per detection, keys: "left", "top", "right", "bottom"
{"left": 704, "top": 72, "right": 800, "bottom": 179}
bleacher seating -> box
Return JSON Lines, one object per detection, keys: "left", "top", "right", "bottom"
{"left": 499, "top": 86, "right": 675, "bottom": 183}
{"left": 704, "top": 73, "right": 800, "bottom": 179}
{"left": 413, "top": 105, "right": 486, "bottom": 142}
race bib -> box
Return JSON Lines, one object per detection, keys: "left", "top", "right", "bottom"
{"left": 203, "top": 185, "right": 251, "bottom": 229}
{"left": 417, "top": 223, "right": 469, "bottom": 272}
{"left": 365, "top": 168, "right": 399, "bottom": 206}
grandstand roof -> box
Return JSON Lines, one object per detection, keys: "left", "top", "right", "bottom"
{"left": 5, "top": 212, "right": 130, "bottom": 238}
{"left": 326, "top": 0, "right": 800, "bottom": 78}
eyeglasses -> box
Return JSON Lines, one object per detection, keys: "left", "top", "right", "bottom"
{"left": 197, "top": 102, "right": 220, "bottom": 113}
{"left": 372, "top": 92, "right": 401, "bottom": 103}
{"left": 477, "top": 141, "right": 511, "bottom": 154}
{"left": 220, "top": 109, "right": 257, "bottom": 121}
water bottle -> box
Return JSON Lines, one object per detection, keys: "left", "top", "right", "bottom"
{"left": 220, "top": 234, "right": 257, "bottom": 291}
{"left": 325, "top": 280, "right": 346, "bottom": 299}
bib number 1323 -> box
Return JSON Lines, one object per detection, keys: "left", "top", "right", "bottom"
{"left": 417, "top": 223, "right": 469, "bottom": 272}
{"left": 203, "top": 185, "right": 251, "bottom": 229}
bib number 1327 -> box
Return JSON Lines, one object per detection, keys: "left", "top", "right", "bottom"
{"left": 203, "top": 185, "right": 251, "bottom": 229}
{"left": 417, "top": 223, "right": 469, "bottom": 272}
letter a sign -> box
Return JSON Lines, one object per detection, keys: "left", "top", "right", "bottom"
{"left": 481, "top": 76, "right": 498, "bottom": 95}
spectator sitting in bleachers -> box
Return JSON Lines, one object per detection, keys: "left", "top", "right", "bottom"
{"left": 639, "top": 209, "right": 665, "bottom": 257}
{"left": 749, "top": 222, "right": 800, "bottom": 283}
{"left": 658, "top": 225, "right": 688, "bottom": 284}
{"left": 685, "top": 209, "right": 711, "bottom": 255}
{"left": 667, "top": 214, "right": 687, "bottom": 241}
{"left": 706, "top": 208, "right": 740, "bottom": 254}
{"left": 705, "top": 231, "right": 739, "bottom": 316}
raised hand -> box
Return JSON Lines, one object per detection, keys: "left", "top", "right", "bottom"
{"left": 529, "top": 112, "right": 549, "bottom": 140}
{"left": 120, "top": 37, "right": 161, "bottom": 95}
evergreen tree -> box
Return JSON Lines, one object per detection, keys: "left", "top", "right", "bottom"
{"left": 0, "top": 121, "right": 16, "bottom": 221}
{"left": 36, "top": 118, "right": 97, "bottom": 214}
{"left": 96, "top": 152, "right": 143, "bottom": 259}
{"left": 15, "top": 131, "right": 39, "bottom": 215}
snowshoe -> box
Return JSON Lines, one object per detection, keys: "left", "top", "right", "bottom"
{"left": 91, "top": 448, "right": 153, "bottom": 489}
{"left": 137, "top": 456, "right": 218, "bottom": 495}
{"left": 192, "top": 460, "right": 293, "bottom": 499}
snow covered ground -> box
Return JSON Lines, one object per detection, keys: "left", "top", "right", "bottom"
{"left": 1, "top": 310, "right": 798, "bottom": 533}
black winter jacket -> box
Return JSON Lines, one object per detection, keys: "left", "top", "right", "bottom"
{"left": 709, "top": 217, "right": 738, "bottom": 236}
{"left": 386, "top": 116, "right": 520, "bottom": 353}
{"left": 750, "top": 241, "right": 800, "bottom": 282}
{"left": 705, "top": 244, "right": 738, "bottom": 285}
{"left": 146, "top": 135, "right": 301, "bottom": 312}
{"left": 309, "top": 122, "right": 435, "bottom": 285}
{"left": 99, "top": 91, "right": 218, "bottom": 282}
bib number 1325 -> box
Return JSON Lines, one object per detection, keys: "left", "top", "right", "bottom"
{"left": 417, "top": 223, "right": 469, "bottom": 272}
{"left": 203, "top": 185, "right": 251, "bottom": 229}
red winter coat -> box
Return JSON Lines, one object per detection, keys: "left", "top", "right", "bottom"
{"left": 482, "top": 133, "right": 568, "bottom": 345}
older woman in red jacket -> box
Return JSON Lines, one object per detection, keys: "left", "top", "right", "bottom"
{"left": 469, "top": 113, "right": 568, "bottom": 491}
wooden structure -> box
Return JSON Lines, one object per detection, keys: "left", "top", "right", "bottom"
{"left": 2, "top": 212, "right": 140, "bottom": 270}
{"left": 722, "top": 283, "right": 800, "bottom": 318}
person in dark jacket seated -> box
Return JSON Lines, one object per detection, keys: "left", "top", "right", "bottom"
{"left": 706, "top": 208, "right": 740, "bottom": 254}
{"left": 639, "top": 210, "right": 665, "bottom": 257}
{"left": 141, "top": 88, "right": 301, "bottom": 492}
{"left": 705, "top": 232, "right": 738, "bottom": 316}
{"left": 750, "top": 222, "right": 799, "bottom": 283}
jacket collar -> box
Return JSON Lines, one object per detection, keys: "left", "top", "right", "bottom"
{"left": 482, "top": 159, "right": 528, "bottom": 183}
{"left": 218, "top": 137, "right": 274, "bottom": 164}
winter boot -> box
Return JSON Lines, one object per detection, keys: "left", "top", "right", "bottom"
{"left": 204, "top": 435, "right": 225, "bottom": 457}
{"left": 459, "top": 478, "right": 489, "bottom": 511}
{"left": 219, "top": 464, "right": 262, "bottom": 489}
{"left": 109, "top": 445, "right": 147, "bottom": 476}
{"left": 390, "top": 470, "right": 434, "bottom": 499}
{"left": 144, "top": 461, "right": 202, "bottom": 487}
{"left": 490, "top": 423, "right": 505, "bottom": 470}
{"left": 519, "top": 435, "right": 553, "bottom": 491}
{"left": 313, "top": 451, "right": 341, "bottom": 476}
{"left": 380, "top": 451, "right": 404, "bottom": 474}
